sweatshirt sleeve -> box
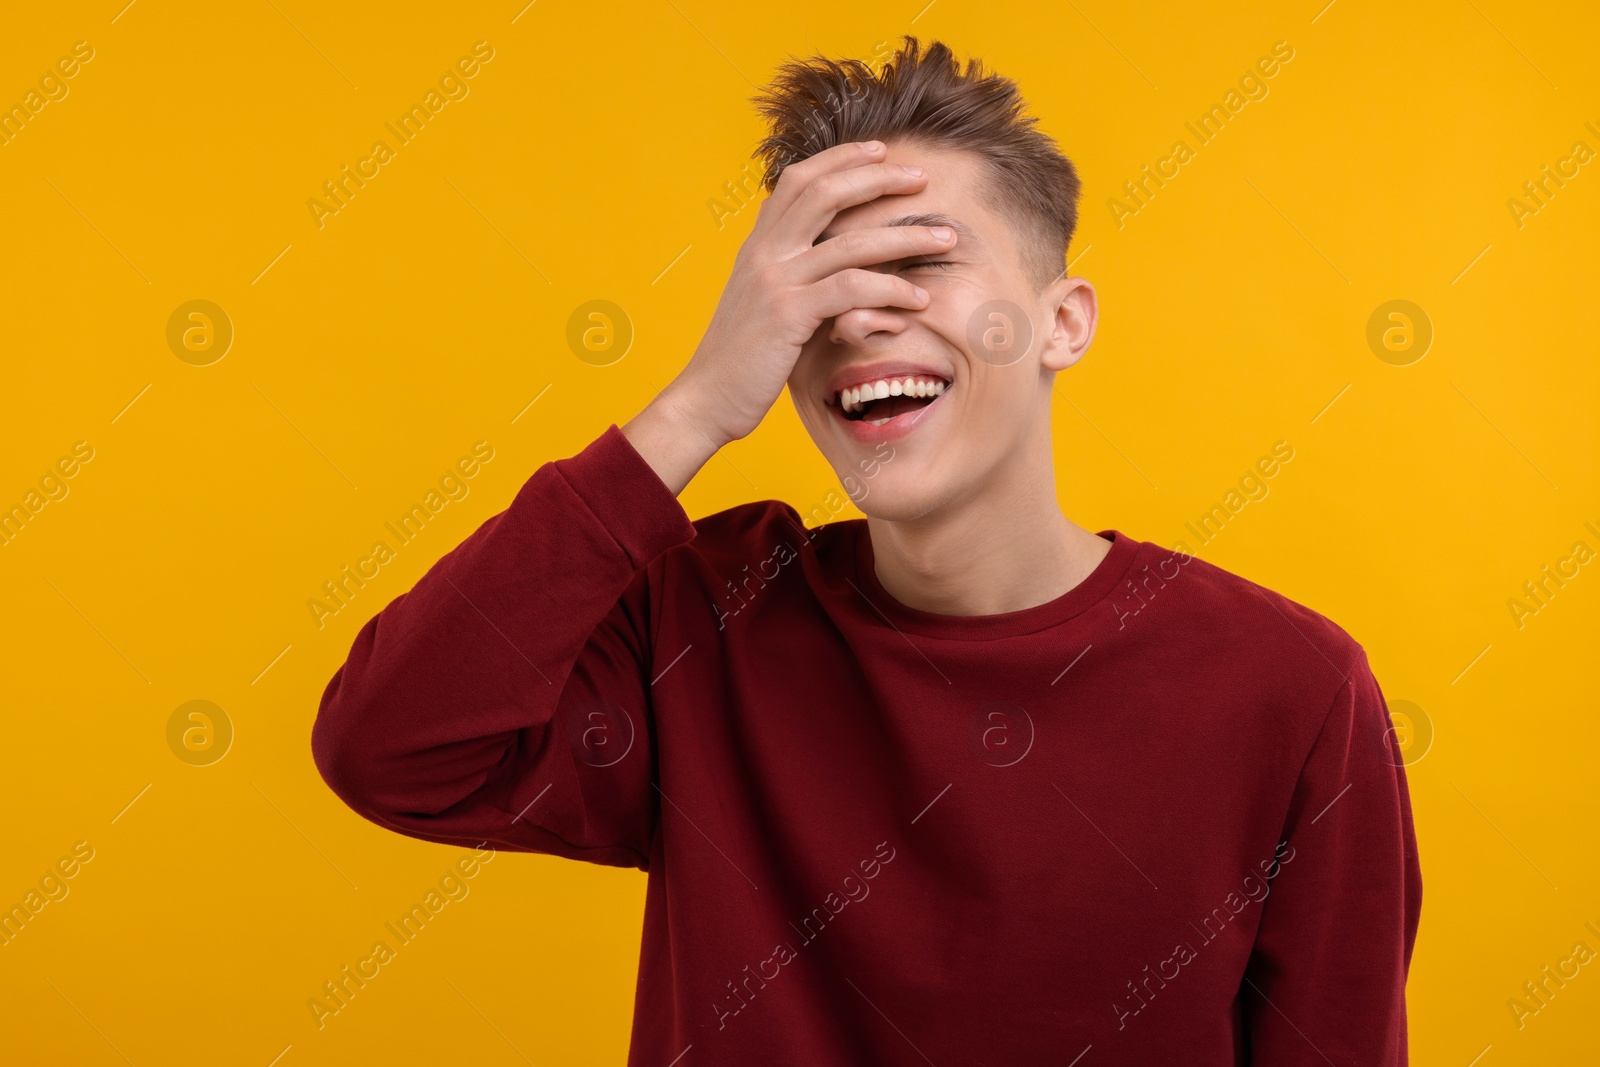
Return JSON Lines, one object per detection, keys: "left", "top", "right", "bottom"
{"left": 1242, "top": 651, "right": 1424, "bottom": 1064}
{"left": 310, "top": 424, "right": 698, "bottom": 869}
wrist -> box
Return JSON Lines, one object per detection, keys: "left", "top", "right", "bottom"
{"left": 653, "top": 378, "right": 733, "bottom": 451}
{"left": 621, "top": 381, "right": 725, "bottom": 496}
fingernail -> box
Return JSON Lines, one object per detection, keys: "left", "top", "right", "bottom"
{"left": 930, "top": 226, "right": 953, "bottom": 240}
{"left": 864, "top": 140, "right": 884, "bottom": 151}
{"left": 913, "top": 286, "right": 929, "bottom": 301}
{"left": 901, "top": 165, "right": 923, "bottom": 176}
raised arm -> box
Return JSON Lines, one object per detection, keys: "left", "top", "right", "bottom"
{"left": 310, "top": 423, "right": 703, "bottom": 865}
{"left": 311, "top": 139, "right": 957, "bottom": 863}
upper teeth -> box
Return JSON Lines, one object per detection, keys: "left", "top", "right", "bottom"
{"left": 835, "top": 376, "right": 947, "bottom": 412}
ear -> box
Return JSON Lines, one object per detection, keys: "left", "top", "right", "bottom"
{"left": 1039, "top": 275, "right": 1098, "bottom": 372}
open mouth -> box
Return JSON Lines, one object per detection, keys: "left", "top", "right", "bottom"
{"left": 828, "top": 375, "right": 951, "bottom": 426}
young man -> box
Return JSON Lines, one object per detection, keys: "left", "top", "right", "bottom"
{"left": 313, "top": 36, "right": 1421, "bottom": 1065}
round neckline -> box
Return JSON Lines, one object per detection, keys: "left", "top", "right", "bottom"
{"left": 851, "top": 523, "right": 1143, "bottom": 640}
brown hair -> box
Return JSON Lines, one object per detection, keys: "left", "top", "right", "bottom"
{"left": 749, "top": 36, "right": 1082, "bottom": 291}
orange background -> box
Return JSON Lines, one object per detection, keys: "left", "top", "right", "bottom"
{"left": 1, "top": 1, "right": 1596, "bottom": 1063}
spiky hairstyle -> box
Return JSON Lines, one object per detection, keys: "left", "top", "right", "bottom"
{"left": 749, "top": 36, "right": 1081, "bottom": 290}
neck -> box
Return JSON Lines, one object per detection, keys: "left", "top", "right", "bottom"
{"left": 866, "top": 434, "right": 1112, "bottom": 617}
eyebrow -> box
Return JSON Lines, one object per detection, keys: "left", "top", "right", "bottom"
{"left": 815, "top": 212, "right": 983, "bottom": 249}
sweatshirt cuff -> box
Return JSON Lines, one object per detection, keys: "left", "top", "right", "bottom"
{"left": 552, "top": 423, "right": 698, "bottom": 570}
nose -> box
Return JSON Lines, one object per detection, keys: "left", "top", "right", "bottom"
{"left": 827, "top": 302, "right": 913, "bottom": 348}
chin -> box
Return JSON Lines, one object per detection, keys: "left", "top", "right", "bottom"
{"left": 842, "top": 467, "right": 952, "bottom": 523}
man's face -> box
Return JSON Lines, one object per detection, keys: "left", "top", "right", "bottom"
{"left": 786, "top": 142, "right": 1094, "bottom": 522}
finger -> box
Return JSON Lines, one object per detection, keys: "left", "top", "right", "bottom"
{"left": 788, "top": 223, "right": 956, "bottom": 286}
{"left": 802, "top": 267, "right": 929, "bottom": 324}
{"left": 765, "top": 159, "right": 930, "bottom": 252}
{"left": 757, "top": 140, "right": 885, "bottom": 223}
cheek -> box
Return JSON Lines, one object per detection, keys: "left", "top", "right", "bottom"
{"left": 791, "top": 335, "right": 831, "bottom": 390}
{"left": 787, "top": 357, "right": 826, "bottom": 420}
{"left": 781, "top": 360, "right": 807, "bottom": 408}
{"left": 786, "top": 380, "right": 821, "bottom": 434}
{"left": 959, "top": 366, "right": 1034, "bottom": 440}
{"left": 936, "top": 289, "right": 1007, "bottom": 369}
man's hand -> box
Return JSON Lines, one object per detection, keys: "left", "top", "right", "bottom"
{"left": 623, "top": 140, "right": 957, "bottom": 495}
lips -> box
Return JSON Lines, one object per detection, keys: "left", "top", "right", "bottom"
{"left": 825, "top": 362, "right": 952, "bottom": 401}
{"left": 822, "top": 361, "right": 955, "bottom": 445}
{"left": 828, "top": 376, "right": 952, "bottom": 444}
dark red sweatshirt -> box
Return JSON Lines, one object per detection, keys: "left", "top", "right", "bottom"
{"left": 312, "top": 424, "right": 1422, "bottom": 1065}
